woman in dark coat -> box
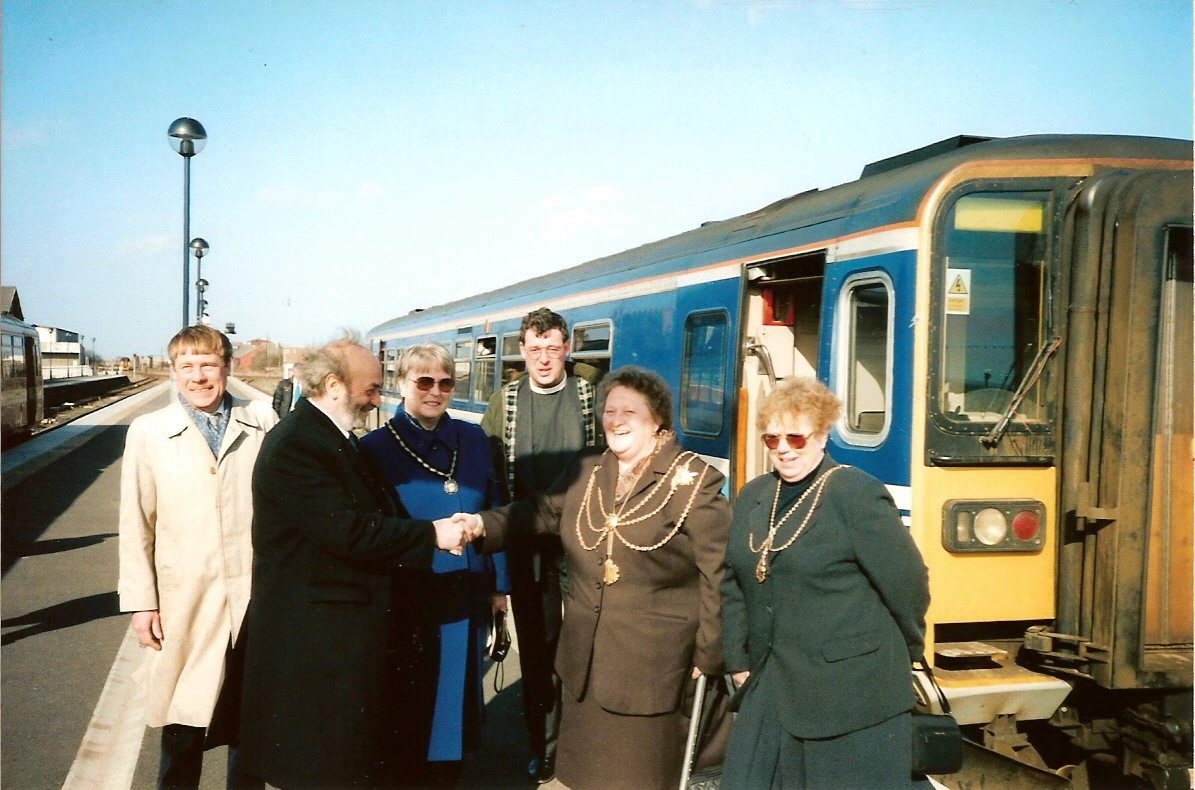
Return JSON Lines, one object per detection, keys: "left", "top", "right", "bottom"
{"left": 720, "top": 377, "right": 930, "bottom": 790}
{"left": 360, "top": 343, "right": 509, "bottom": 788}
{"left": 465, "top": 366, "right": 731, "bottom": 790}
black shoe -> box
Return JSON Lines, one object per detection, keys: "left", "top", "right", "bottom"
{"left": 528, "top": 757, "right": 555, "bottom": 785}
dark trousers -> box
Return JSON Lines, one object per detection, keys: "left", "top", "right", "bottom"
{"left": 159, "top": 638, "right": 261, "bottom": 790}
{"left": 509, "top": 542, "right": 567, "bottom": 763}
{"left": 158, "top": 726, "right": 261, "bottom": 790}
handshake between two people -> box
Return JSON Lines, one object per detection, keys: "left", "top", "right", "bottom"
{"left": 431, "top": 512, "right": 486, "bottom": 555}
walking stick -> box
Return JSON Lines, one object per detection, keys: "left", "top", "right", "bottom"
{"left": 679, "top": 673, "right": 708, "bottom": 790}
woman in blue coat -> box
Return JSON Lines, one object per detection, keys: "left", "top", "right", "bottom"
{"left": 360, "top": 342, "right": 509, "bottom": 788}
{"left": 720, "top": 377, "right": 930, "bottom": 790}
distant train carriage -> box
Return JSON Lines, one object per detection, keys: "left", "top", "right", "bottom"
{"left": 1, "top": 312, "right": 44, "bottom": 441}
{"left": 368, "top": 134, "right": 1193, "bottom": 789}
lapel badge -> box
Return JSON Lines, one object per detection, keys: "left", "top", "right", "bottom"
{"left": 672, "top": 463, "right": 697, "bottom": 488}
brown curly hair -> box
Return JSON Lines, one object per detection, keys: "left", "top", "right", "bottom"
{"left": 597, "top": 366, "right": 673, "bottom": 431}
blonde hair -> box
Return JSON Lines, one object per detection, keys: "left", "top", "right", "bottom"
{"left": 398, "top": 343, "right": 453, "bottom": 379}
{"left": 757, "top": 377, "right": 841, "bottom": 436}
{"left": 168, "top": 325, "right": 232, "bottom": 364}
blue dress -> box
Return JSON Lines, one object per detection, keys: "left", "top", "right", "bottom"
{"left": 360, "top": 409, "right": 509, "bottom": 763}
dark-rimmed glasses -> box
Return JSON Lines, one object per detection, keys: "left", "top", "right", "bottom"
{"left": 410, "top": 376, "right": 456, "bottom": 392}
{"left": 762, "top": 433, "right": 808, "bottom": 451}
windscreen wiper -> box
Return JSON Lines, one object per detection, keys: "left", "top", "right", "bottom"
{"left": 982, "top": 335, "right": 1063, "bottom": 448}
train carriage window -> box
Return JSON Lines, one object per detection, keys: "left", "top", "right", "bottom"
{"left": 453, "top": 339, "right": 471, "bottom": 400}
{"left": 571, "top": 321, "right": 612, "bottom": 380}
{"left": 11, "top": 335, "right": 24, "bottom": 379}
{"left": 380, "top": 344, "right": 399, "bottom": 392}
{"left": 2, "top": 335, "right": 16, "bottom": 379}
{"left": 938, "top": 192, "right": 1050, "bottom": 424}
{"left": 473, "top": 336, "right": 497, "bottom": 403}
{"left": 837, "top": 275, "right": 892, "bottom": 440}
{"left": 681, "top": 311, "right": 728, "bottom": 436}
{"left": 500, "top": 332, "right": 525, "bottom": 382}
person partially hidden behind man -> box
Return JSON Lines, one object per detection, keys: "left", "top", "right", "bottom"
{"left": 238, "top": 333, "right": 474, "bottom": 790}
{"left": 480, "top": 307, "right": 600, "bottom": 784}
{"left": 118, "top": 324, "right": 278, "bottom": 790}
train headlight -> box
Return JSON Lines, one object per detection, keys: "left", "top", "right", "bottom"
{"left": 943, "top": 500, "right": 1045, "bottom": 553}
{"left": 973, "top": 508, "right": 1008, "bottom": 545}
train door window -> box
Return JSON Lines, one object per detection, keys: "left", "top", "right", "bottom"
{"left": 937, "top": 192, "right": 1050, "bottom": 424}
{"left": 453, "top": 339, "right": 471, "bottom": 400}
{"left": 473, "top": 336, "right": 497, "bottom": 403}
{"left": 500, "top": 332, "right": 525, "bottom": 383}
{"left": 835, "top": 274, "right": 893, "bottom": 442}
{"left": 571, "top": 321, "right": 612, "bottom": 381}
{"left": 681, "top": 310, "right": 729, "bottom": 436}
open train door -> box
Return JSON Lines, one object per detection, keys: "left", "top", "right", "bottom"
{"left": 737, "top": 252, "right": 825, "bottom": 490}
{"left": 1050, "top": 167, "right": 1192, "bottom": 788}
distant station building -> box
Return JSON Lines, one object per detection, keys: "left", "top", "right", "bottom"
{"left": 34, "top": 325, "right": 94, "bottom": 380}
{"left": 230, "top": 338, "right": 283, "bottom": 373}
{"left": 228, "top": 339, "right": 309, "bottom": 376}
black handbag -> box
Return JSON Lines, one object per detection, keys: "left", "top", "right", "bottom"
{"left": 487, "top": 608, "right": 511, "bottom": 663}
{"left": 911, "top": 656, "right": 964, "bottom": 775}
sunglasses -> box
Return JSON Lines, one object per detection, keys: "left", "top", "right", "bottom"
{"left": 761, "top": 433, "right": 808, "bottom": 451}
{"left": 410, "top": 376, "right": 456, "bottom": 392}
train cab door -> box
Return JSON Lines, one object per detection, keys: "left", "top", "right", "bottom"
{"left": 738, "top": 252, "right": 825, "bottom": 488}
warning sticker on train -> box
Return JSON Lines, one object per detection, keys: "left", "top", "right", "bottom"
{"left": 946, "top": 269, "right": 971, "bottom": 315}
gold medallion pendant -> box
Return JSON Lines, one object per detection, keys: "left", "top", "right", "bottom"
{"left": 755, "top": 555, "right": 770, "bottom": 583}
{"left": 605, "top": 513, "right": 620, "bottom": 529}
{"left": 603, "top": 557, "right": 621, "bottom": 585}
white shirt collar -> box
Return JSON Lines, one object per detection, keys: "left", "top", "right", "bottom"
{"left": 309, "top": 398, "right": 351, "bottom": 438}
{"left": 529, "top": 376, "right": 568, "bottom": 395}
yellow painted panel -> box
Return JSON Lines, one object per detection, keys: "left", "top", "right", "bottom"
{"left": 911, "top": 466, "right": 1058, "bottom": 628}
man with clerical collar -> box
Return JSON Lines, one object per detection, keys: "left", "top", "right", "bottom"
{"left": 118, "top": 324, "right": 278, "bottom": 790}
{"left": 481, "top": 307, "right": 599, "bottom": 784}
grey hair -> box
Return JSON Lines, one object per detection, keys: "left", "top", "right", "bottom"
{"left": 398, "top": 343, "right": 454, "bottom": 380}
{"left": 300, "top": 330, "right": 367, "bottom": 397}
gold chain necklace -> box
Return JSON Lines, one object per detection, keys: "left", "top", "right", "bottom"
{"left": 385, "top": 420, "right": 460, "bottom": 494}
{"left": 749, "top": 466, "right": 843, "bottom": 582}
{"left": 575, "top": 449, "right": 707, "bottom": 585}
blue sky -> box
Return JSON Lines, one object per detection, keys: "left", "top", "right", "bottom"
{"left": 3, "top": 0, "right": 1191, "bottom": 359}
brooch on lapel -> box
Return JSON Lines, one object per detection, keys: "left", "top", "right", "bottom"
{"left": 671, "top": 463, "right": 697, "bottom": 488}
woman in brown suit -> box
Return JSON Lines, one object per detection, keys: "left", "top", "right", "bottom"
{"left": 466, "top": 366, "right": 730, "bottom": 790}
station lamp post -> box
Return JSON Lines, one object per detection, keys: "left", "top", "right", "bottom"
{"left": 190, "top": 237, "right": 210, "bottom": 324}
{"left": 167, "top": 117, "right": 207, "bottom": 329}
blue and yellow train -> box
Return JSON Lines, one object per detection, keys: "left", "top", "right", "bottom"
{"left": 368, "top": 134, "right": 1192, "bottom": 789}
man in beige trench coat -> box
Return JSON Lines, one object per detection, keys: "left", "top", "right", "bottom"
{"left": 118, "top": 325, "right": 277, "bottom": 790}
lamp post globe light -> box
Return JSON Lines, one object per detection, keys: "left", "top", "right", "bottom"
{"left": 190, "top": 237, "right": 210, "bottom": 324}
{"left": 167, "top": 117, "right": 207, "bottom": 329}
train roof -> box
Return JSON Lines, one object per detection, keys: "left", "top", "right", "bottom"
{"left": 370, "top": 133, "right": 1192, "bottom": 338}
{"left": 1, "top": 312, "right": 39, "bottom": 336}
